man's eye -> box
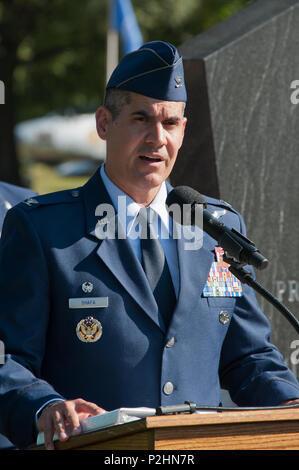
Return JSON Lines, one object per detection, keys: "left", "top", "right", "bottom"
{"left": 164, "top": 120, "right": 178, "bottom": 127}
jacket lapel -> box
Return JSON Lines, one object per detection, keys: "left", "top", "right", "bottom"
{"left": 81, "top": 169, "right": 164, "bottom": 332}
{"left": 81, "top": 172, "right": 216, "bottom": 332}
{"left": 174, "top": 222, "right": 215, "bottom": 316}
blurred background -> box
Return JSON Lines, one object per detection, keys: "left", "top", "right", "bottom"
{"left": 0, "top": 0, "right": 254, "bottom": 195}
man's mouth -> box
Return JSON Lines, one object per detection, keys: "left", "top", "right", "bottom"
{"left": 139, "top": 155, "right": 163, "bottom": 162}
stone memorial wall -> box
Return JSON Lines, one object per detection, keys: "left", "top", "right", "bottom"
{"left": 174, "top": 0, "right": 299, "bottom": 376}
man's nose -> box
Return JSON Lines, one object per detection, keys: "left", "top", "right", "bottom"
{"left": 146, "top": 122, "right": 167, "bottom": 146}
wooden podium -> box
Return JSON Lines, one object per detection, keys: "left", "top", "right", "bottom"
{"left": 31, "top": 408, "right": 299, "bottom": 450}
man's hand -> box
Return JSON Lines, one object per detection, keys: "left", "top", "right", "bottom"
{"left": 279, "top": 399, "right": 299, "bottom": 406}
{"left": 37, "top": 398, "right": 105, "bottom": 450}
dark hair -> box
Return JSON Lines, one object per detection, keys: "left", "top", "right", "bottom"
{"left": 104, "top": 88, "right": 132, "bottom": 120}
{"left": 104, "top": 87, "right": 186, "bottom": 119}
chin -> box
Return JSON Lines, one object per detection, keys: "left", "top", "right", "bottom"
{"left": 139, "top": 173, "right": 165, "bottom": 190}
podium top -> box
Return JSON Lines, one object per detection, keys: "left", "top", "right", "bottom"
{"left": 30, "top": 408, "right": 299, "bottom": 451}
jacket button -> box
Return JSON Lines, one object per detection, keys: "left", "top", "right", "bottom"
{"left": 71, "top": 189, "right": 80, "bottom": 198}
{"left": 163, "top": 381, "right": 174, "bottom": 395}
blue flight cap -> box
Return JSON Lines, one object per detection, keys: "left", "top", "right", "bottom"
{"left": 106, "top": 40, "right": 187, "bottom": 102}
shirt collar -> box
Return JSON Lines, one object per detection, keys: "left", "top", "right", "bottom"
{"left": 100, "top": 163, "right": 170, "bottom": 236}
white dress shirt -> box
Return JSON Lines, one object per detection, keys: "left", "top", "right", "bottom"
{"left": 100, "top": 164, "right": 180, "bottom": 298}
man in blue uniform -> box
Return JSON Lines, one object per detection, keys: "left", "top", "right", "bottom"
{"left": 1, "top": 41, "right": 299, "bottom": 450}
{"left": 0, "top": 181, "right": 37, "bottom": 449}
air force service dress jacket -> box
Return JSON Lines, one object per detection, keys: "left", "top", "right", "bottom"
{"left": 0, "top": 168, "right": 299, "bottom": 448}
{"left": 0, "top": 182, "right": 37, "bottom": 449}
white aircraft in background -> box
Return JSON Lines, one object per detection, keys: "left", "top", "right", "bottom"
{"left": 14, "top": 112, "right": 106, "bottom": 176}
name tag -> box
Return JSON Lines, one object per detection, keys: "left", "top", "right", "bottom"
{"left": 69, "top": 297, "right": 109, "bottom": 309}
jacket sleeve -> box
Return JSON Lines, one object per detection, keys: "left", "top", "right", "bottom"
{"left": 0, "top": 206, "right": 64, "bottom": 448}
{"left": 219, "top": 212, "right": 299, "bottom": 405}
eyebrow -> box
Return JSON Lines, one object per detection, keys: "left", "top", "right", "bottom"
{"left": 131, "top": 110, "right": 182, "bottom": 122}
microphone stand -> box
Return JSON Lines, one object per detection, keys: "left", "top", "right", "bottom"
{"left": 223, "top": 255, "right": 299, "bottom": 335}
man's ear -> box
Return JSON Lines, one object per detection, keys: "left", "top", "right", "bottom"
{"left": 95, "top": 106, "right": 111, "bottom": 140}
{"left": 178, "top": 116, "right": 187, "bottom": 149}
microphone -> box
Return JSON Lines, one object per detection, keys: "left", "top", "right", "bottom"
{"left": 166, "top": 186, "right": 269, "bottom": 270}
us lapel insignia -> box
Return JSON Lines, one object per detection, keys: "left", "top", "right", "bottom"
{"left": 202, "top": 247, "right": 243, "bottom": 297}
{"left": 76, "top": 316, "right": 102, "bottom": 342}
{"left": 174, "top": 77, "right": 183, "bottom": 88}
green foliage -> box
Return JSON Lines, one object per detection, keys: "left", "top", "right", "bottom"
{"left": 0, "top": 0, "right": 108, "bottom": 120}
{"left": 0, "top": 0, "right": 255, "bottom": 122}
{"left": 135, "top": 0, "right": 255, "bottom": 46}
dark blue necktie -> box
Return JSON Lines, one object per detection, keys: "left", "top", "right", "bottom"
{"left": 140, "top": 208, "right": 176, "bottom": 328}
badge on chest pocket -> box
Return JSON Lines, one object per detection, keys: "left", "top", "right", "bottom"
{"left": 70, "top": 285, "right": 108, "bottom": 342}
{"left": 76, "top": 316, "right": 103, "bottom": 342}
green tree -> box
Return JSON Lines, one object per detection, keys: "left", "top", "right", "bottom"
{"left": 0, "top": 0, "right": 108, "bottom": 184}
{"left": 0, "top": 0, "right": 254, "bottom": 185}
{"left": 134, "top": 0, "right": 254, "bottom": 47}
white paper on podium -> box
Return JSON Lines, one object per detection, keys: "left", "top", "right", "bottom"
{"left": 36, "top": 407, "right": 156, "bottom": 445}
{"left": 81, "top": 406, "right": 156, "bottom": 432}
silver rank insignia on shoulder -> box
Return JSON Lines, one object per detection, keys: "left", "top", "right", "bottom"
{"left": 212, "top": 209, "right": 226, "bottom": 219}
{"left": 24, "top": 198, "right": 39, "bottom": 207}
{"left": 76, "top": 316, "right": 102, "bottom": 343}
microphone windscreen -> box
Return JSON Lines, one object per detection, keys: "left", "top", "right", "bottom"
{"left": 166, "top": 186, "right": 206, "bottom": 226}
{"left": 166, "top": 186, "right": 206, "bottom": 207}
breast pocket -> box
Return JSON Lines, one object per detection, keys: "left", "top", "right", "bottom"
{"left": 206, "top": 297, "right": 236, "bottom": 327}
{"left": 206, "top": 297, "right": 236, "bottom": 308}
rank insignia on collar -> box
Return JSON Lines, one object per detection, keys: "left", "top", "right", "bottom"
{"left": 174, "top": 77, "right": 183, "bottom": 88}
{"left": 202, "top": 247, "right": 243, "bottom": 297}
{"left": 76, "top": 316, "right": 102, "bottom": 342}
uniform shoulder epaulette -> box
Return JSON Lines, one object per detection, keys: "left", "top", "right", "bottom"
{"left": 204, "top": 195, "right": 239, "bottom": 216}
{"left": 21, "top": 187, "right": 82, "bottom": 210}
